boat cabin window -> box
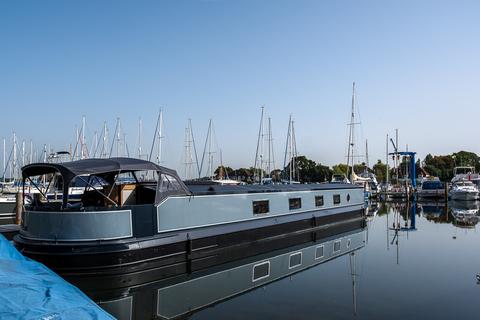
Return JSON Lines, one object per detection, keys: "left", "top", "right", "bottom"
{"left": 423, "top": 181, "right": 444, "bottom": 190}
{"left": 289, "top": 197, "right": 302, "bottom": 210}
{"left": 253, "top": 200, "right": 269, "bottom": 215}
{"left": 333, "top": 194, "right": 341, "bottom": 205}
{"left": 158, "top": 173, "right": 183, "bottom": 193}
{"left": 115, "top": 172, "right": 137, "bottom": 185}
{"left": 289, "top": 252, "right": 302, "bottom": 269}
{"left": 252, "top": 261, "right": 270, "bottom": 282}
{"left": 24, "top": 173, "right": 64, "bottom": 211}
{"left": 315, "top": 245, "right": 324, "bottom": 259}
{"left": 333, "top": 240, "right": 341, "bottom": 252}
{"left": 315, "top": 195, "right": 324, "bottom": 207}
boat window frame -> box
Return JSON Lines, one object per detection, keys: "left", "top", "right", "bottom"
{"left": 289, "top": 197, "right": 302, "bottom": 210}
{"left": 333, "top": 194, "right": 341, "bottom": 205}
{"left": 315, "top": 245, "right": 325, "bottom": 260}
{"left": 252, "top": 199, "right": 270, "bottom": 215}
{"left": 74, "top": 173, "right": 120, "bottom": 207}
{"left": 289, "top": 252, "right": 302, "bottom": 269}
{"left": 155, "top": 172, "right": 191, "bottom": 205}
{"left": 252, "top": 261, "right": 270, "bottom": 282}
{"left": 315, "top": 195, "right": 324, "bottom": 207}
{"left": 333, "top": 240, "right": 341, "bottom": 253}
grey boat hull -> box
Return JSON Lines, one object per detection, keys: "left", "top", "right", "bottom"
{"left": 15, "top": 206, "right": 365, "bottom": 288}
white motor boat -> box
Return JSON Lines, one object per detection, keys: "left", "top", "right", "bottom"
{"left": 417, "top": 177, "right": 445, "bottom": 199}
{"left": 451, "top": 167, "right": 480, "bottom": 187}
{"left": 449, "top": 180, "right": 479, "bottom": 201}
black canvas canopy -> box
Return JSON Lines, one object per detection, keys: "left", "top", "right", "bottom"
{"left": 21, "top": 158, "right": 188, "bottom": 207}
{"left": 22, "top": 157, "right": 178, "bottom": 181}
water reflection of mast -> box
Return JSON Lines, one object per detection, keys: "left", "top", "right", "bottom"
{"left": 390, "top": 202, "right": 402, "bottom": 265}
{"left": 386, "top": 202, "right": 390, "bottom": 250}
{"left": 349, "top": 252, "right": 358, "bottom": 316}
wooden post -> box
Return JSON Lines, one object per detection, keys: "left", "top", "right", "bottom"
{"left": 15, "top": 191, "right": 23, "bottom": 225}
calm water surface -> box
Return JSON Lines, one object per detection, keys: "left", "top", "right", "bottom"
{"left": 90, "top": 201, "right": 480, "bottom": 319}
{"left": 194, "top": 201, "right": 480, "bottom": 320}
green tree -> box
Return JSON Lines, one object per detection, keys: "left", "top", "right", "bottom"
{"left": 332, "top": 164, "right": 348, "bottom": 175}
{"left": 452, "top": 151, "right": 480, "bottom": 171}
{"left": 373, "top": 160, "right": 387, "bottom": 182}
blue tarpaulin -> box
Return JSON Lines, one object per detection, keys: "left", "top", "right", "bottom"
{"left": 0, "top": 234, "right": 114, "bottom": 320}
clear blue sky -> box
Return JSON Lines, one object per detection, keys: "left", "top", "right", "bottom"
{"left": 1, "top": 0, "right": 479, "bottom": 174}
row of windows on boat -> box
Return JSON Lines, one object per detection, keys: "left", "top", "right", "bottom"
{"left": 252, "top": 238, "right": 351, "bottom": 281}
{"left": 252, "top": 194, "right": 348, "bottom": 215}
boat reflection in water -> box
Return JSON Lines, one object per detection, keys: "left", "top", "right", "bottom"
{"left": 419, "top": 201, "right": 448, "bottom": 223}
{"left": 79, "top": 226, "right": 366, "bottom": 320}
{"left": 449, "top": 200, "right": 480, "bottom": 228}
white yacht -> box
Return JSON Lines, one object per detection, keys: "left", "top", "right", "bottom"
{"left": 449, "top": 180, "right": 479, "bottom": 201}
{"left": 451, "top": 167, "right": 480, "bottom": 187}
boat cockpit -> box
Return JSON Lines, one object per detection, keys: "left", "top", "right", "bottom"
{"left": 21, "top": 158, "right": 191, "bottom": 212}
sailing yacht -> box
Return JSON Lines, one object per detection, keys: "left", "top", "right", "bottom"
{"left": 345, "top": 82, "right": 375, "bottom": 198}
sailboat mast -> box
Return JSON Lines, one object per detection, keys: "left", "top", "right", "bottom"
{"left": 13, "top": 132, "right": 17, "bottom": 179}
{"left": 158, "top": 111, "right": 163, "bottom": 164}
{"left": 81, "top": 115, "right": 87, "bottom": 159}
{"left": 2, "top": 137, "right": 5, "bottom": 184}
{"left": 291, "top": 118, "right": 298, "bottom": 182}
{"left": 209, "top": 120, "right": 214, "bottom": 179}
{"left": 267, "top": 117, "right": 275, "bottom": 178}
{"left": 93, "top": 131, "right": 98, "bottom": 158}
{"left": 347, "top": 82, "right": 356, "bottom": 182}
{"left": 21, "top": 140, "right": 25, "bottom": 168}
{"left": 254, "top": 106, "right": 264, "bottom": 183}
{"left": 183, "top": 127, "right": 190, "bottom": 179}
{"left": 365, "top": 139, "right": 369, "bottom": 170}
{"left": 124, "top": 133, "right": 129, "bottom": 157}
{"left": 283, "top": 116, "right": 290, "bottom": 182}
{"left": 149, "top": 110, "right": 164, "bottom": 165}
{"left": 29, "top": 140, "right": 33, "bottom": 164}
{"left": 219, "top": 149, "right": 224, "bottom": 180}
{"left": 395, "top": 128, "right": 399, "bottom": 183}
{"left": 386, "top": 134, "right": 389, "bottom": 185}
{"left": 199, "top": 119, "right": 212, "bottom": 178}
{"left": 188, "top": 119, "right": 200, "bottom": 179}
{"left": 137, "top": 117, "right": 143, "bottom": 159}
{"left": 102, "top": 121, "right": 108, "bottom": 158}
{"left": 117, "top": 118, "right": 121, "bottom": 157}
{"left": 289, "top": 122, "right": 293, "bottom": 183}
{"left": 109, "top": 117, "right": 122, "bottom": 158}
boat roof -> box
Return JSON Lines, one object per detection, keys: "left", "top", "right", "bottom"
{"left": 21, "top": 157, "right": 178, "bottom": 181}
{"left": 186, "top": 182, "right": 362, "bottom": 196}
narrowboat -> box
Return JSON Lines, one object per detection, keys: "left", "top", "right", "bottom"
{"left": 14, "top": 158, "right": 365, "bottom": 280}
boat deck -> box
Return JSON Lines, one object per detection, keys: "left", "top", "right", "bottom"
{"left": 186, "top": 183, "right": 362, "bottom": 196}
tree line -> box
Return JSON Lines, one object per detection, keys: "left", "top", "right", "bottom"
{"left": 212, "top": 150, "right": 480, "bottom": 184}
